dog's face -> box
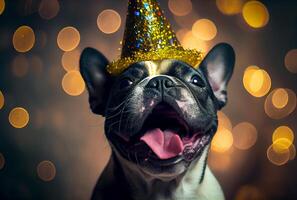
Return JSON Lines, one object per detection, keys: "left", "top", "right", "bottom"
{"left": 80, "top": 43, "right": 235, "bottom": 178}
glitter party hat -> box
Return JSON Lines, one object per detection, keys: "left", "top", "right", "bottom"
{"left": 107, "top": 0, "right": 203, "bottom": 75}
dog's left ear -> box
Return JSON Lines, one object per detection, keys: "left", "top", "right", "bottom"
{"left": 80, "top": 47, "right": 113, "bottom": 116}
{"left": 199, "top": 43, "right": 235, "bottom": 110}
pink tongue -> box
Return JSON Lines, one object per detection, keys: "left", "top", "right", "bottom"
{"left": 140, "top": 128, "right": 184, "bottom": 160}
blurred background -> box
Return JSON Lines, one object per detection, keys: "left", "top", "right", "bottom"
{"left": 0, "top": 0, "right": 296, "bottom": 199}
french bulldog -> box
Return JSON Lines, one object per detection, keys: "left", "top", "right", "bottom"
{"left": 80, "top": 43, "right": 235, "bottom": 200}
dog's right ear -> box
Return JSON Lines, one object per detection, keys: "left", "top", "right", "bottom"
{"left": 80, "top": 47, "right": 112, "bottom": 116}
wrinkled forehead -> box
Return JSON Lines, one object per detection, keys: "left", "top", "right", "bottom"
{"left": 130, "top": 59, "right": 194, "bottom": 77}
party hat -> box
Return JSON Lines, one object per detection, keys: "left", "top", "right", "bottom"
{"left": 107, "top": 0, "right": 203, "bottom": 75}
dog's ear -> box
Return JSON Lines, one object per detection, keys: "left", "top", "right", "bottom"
{"left": 80, "top": 47, "right": 112, "bottom": 116}
{"left": 199, "top": 43, "right": 235, "bottom": 110}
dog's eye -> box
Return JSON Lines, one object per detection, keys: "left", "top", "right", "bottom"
{"left": 119, "top": 78, "right": 133, "bottom": 89}
{"left": 191, "top": 75, "right": 205, "bottom": 87}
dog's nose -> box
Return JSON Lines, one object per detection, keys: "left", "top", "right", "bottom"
{"left": 146, "top": 76, "right": 174, "bottom": 90}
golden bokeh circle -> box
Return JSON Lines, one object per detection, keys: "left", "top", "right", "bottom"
{"left": 284, "top": 49, "right": 297, "bottom": 73}
{"left": 38, "top": 0, "right": 60, "bottom": 20}
{"left": 192, "top": 19, "right": 217, "bottom": 41}
{"left": 249, "top": 69, "right": 271, "bottom": 96}
{"left": 242, "top": 1, "right": 269, "bottom": 28}
{"left": 272, "top": 126, "right": 294, "bottom": 147}
{"left": 265, "top": 88, "right": 296, "bottom": 119}
{"left": 13, "top": 26, "right": 35, "bottom": 53}
{"left": 243, "top": 65, "right": 258, "bottom": 92}
{"left": 0, "top": 90, "right": 4, "bottom": 110}
{"left": 243, "top": 66, "right": 271, "bottom": 97}
{"left": 272, "top": 138, "right": 292, "bottom": 154}
{"left": 61, "top": 49, "right": 80, "bottom": 72}
{"left": 9, "top": 107, "right": 30, "bottom": 128}
{"left": 211, "top": 128, "right": 233, "bottom": 153}
{"left": 249, "top": 69, "right": 264, "bottom": 93}
{"left": 0, "top": 153, "right": 5, "bottom": 170}
{"left": 216, "top": 0, "right": 243, "bottom": 16}
{"left": 176, "top": 28, "right": 189, "bottom": 42}
{"left": 208, "top": 153, "right": 231, "bottom": 171}
{"left": 0, "top": 0, "right": 5, "bottom": 15}
{"left": 272, "top": 88, "right": 289, "bottom": 109}
{"left": 168, "top": 0, "right": 192, "bottom": 17}
{"left": 37, "top": 160, "right": 56, "bottom": 182}
{"left": 11, "top": 55, "right": 29, "bottom": 77}
{"left": 97, "top": 9, "right": 121, "bottom": 34}
{"left": 57, "top": 27, "right": 80, "bottom": 51}
{"left": 62, "top": 71, "right": 85, "bottom": 96}
{"left": 217, "top": 111, "right": 232, "bottom": 131}
{"left": 181, "top": 31, "right": 208, "bottom": 52}
{"left": 233, "top": 122, "right": 257, "bottom": 150}
{"left": 267, "top": 143, "right": 290, "bottom": 166}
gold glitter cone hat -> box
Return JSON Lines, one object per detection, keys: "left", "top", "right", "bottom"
{"left": 107, "top": 0, "right": 203, "bottom": 75}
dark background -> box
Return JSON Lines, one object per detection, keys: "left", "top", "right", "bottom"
{"left": 0, "top": 0, "right": 296, "bottom": 199}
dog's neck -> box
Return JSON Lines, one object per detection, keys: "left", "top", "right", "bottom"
{"left": 114, "top": 146, "right": 223, "bottom": 200}
{"left": 114, "top": 149, "right": 189, "bottom": 200}
{"left": 92, "top": 146, "right": 224, "bottom": 200}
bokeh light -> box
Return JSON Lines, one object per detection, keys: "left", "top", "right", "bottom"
{"left": 37, "top": 160, "right": 56, "bottom": 182}
{"left": 61, "top": 49, "right": 80, "bottom": 72}
{"left": 209, "top": 153, "right": 231, "bottom": 171}
{"left": 181, "top": 31, "right": 208, "bottom": 52}
{"left": 284, "top": 49, "right": 297, "bottom": 73}
{"left": 233, "top": 122, "right": 258, "bottom": 150}
{"left": 267, "top": 143, "right": 290, "bottom": 166}
{"left": 13, "top": 26, "right": 35, "bottom": 53}
{"left": 0, "top": 153, "right": 5, "bottom": 170}
{"left": 272, "top": 126, "right": 294, "bottom": 149}
{"left": 9, "top": 107, "right": 30, "bottom": 129}
{"left": 243, "top": 66, "right": 271, "bottom": 97}
{"left": 97, "top": 9, "right": 121, "bottom": 34}
{"left": 217, "top": 111, "right": 233, "bottom": 131}
{"left": 57, "top": 27, "right": 80, "bottom": 52}
{"left": 265, "top": 88, "right": 296, "bottom": 119}
{"left": 0, "top": 90, "right": 4, "bottom": 110}
{"left": 272, "top": 88, "right": 289, "bottom": 109}
{"left": 242, "top": 1, "right": 269, "bottom": 28}
{"left": 211, "top": 127, "right": 234, "bottom": 153}
{"left": 272, "top": 138, "right": 292, "bottom": 154}
{"left": 216, "top": 0, "right": 243, "bottom": 16}
{"left": 0, "top": 0, "right": 5, "bottom": 15}
{"left": 168, "top": 0, "right": 192, "bottom": 17}
{"left": 38, "top": 0, "right": 60, "bottom": 20}
{"left": 211, "top": 112, "right": 233, "bottom": 153}
{"left": 62, "top": 71, "right": 85, "bottom": 96}
{"left": 235, "top": 185, "right": 265, "bottom": 200}
{"left": 243, "top": 66, "right": 258, "bottom": 93}
{"left": 176, "top": 28, "right": 189, "bottom": 42}
{"left": 192, "top": 19, "right": 217, "bottom": 41}
{"left": 249, "top": 69, "right": 271, "bottom": 95}
{"left": 11, "top": 55, "right": 29, "bottom": 77}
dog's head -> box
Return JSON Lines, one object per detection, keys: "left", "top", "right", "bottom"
{"left": 80, "top": 43, "right": 235, "bottom": 178}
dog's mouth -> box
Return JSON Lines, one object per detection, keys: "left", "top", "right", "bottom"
{"left": 114, "top": 103, "right": 212, "bottom": 165}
